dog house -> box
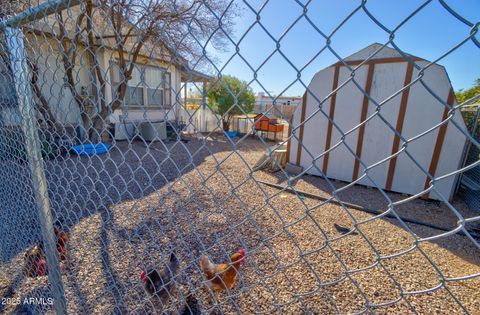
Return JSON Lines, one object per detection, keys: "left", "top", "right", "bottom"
{"left": 287, "top": 43, "right": 467, "bottom": 201}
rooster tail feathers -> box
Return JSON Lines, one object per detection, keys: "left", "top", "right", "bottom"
{"left": 199, "top": 255, "right": 211, "bottom": 269}
{"left": 169, "top": 252, "right": 179, "bottom": 273}
{"left": 199, "top": 255, "right": 215, "bottom": 278}
{"left": 53, "top": 219, "right": 65, "bottom": 229}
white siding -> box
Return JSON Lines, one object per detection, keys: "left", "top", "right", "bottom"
{"left": 30, "top": 36, "right": 89, "bottom": 125}
{"left": 390, "top": 63, "right": 447, "bottom": 196}
{"left": 431, "top": 112, "right": 467, "bottom": 200}
{"left": 301, "top": 67, "right": 336, "bottom": 175}
{"left": 327, "top": 65, "right": 368, "bottom": 182}
{"left": 357, "top": 62, "right": 407, "bottom": 187}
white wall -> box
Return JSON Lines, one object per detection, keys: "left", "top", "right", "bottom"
{"left": 357, "top": 62, "right": 407, "bottom": 187}
{"left": 0, "top": 35, "right": 89, "bottom": 126}
{"left": 299, "top": 67, "right": 334, "bottom": 173}
{"left": 432, "top": 109, "right": 467, "bottom": 200}
{"left": 390, "top": 63, "right": 446, "bottom": 196}
{"left": 327, "top": 65, "right": 368, "bottom": 182}
{"left": 179, "top": 107, "right": 221, "bottom": 133}
{"left": 31, "top": 36, "right": 89, "bottom": 125}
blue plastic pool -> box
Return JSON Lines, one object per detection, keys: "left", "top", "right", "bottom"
{"left": 224, "top": 131, "right": 240, "bottom": 138}
{"left": 71, "top": 143, "right": 110, "bottom": 156}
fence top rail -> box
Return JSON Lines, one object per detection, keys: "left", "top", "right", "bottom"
{"left": 461, "top": 104, "right": 480, "bottom": 110}
{"left": 0, "top": 0, "right": 81, "bottom": 31}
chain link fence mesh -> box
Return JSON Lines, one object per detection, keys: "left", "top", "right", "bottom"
{"left": 0, "top": 0, "right": 479, "bottom": 314}
{"left": 458, "top": 105, "right": 480, "bottom": 210}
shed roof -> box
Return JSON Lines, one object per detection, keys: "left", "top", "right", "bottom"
{"left": 332, "top": 43, "right": 433, "bottom": 67}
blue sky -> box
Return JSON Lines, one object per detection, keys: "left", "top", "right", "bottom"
{"left": 208, "top": 0, "right": 480, "bottom": 97}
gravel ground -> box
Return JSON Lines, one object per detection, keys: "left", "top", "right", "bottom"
{"left": 0, "top": 134, "right": 479, "bottom": 314}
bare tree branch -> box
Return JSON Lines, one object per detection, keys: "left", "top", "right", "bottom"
{"left": 26, "top": 58, "right": 60, "bottom": 130}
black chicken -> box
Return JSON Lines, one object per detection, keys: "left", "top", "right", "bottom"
{"left": 179, "top": 295, "right": 200, "bottom": 315}
{"left": 140, "top": 252, "right": 179, "bottom": 306}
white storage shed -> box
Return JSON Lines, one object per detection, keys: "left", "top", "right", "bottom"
{"left": 288, "top": 44, "right": 467, "bottom": 201}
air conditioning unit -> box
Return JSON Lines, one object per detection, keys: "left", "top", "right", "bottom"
{"left": 138, "top": 120, "right": 167, "bottom": 141}
{"left": 114, "top": 121, "right": 136, "bottom": 140}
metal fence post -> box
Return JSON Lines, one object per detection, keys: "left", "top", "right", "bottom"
{"left": 5, "top": 27, "right": 67, "bottom": 315}
{"left": 202, "top": 80, "right": 207, "bottom": 133}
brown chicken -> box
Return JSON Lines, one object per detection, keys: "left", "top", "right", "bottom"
{"left": 140, "top": 252, "right": 179, "bottom": 306}
{"left": 26, "top": 220, "right": 69, "bottom": 277}
{"left": 39, "top": 220, "right": 69, "bottom": 264}
{"left": 199, "top": 249, "right": 246, "bottom": 292}
{"left": 53, "top": 220, "right": 69, "bottom": 262}
{"left": 24, "top": 243, "right": 48, "bottom": 277}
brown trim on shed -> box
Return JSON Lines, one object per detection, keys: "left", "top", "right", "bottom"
{"left": 352, "top": 63, "right": 375, "bottom": 181}
{"left": 295, "top": 91, "right": 308, "bottom": 165}
{"left": 335, "top": 56, "right": 422, "bottom": 67}
{"left": 385, "top": 62, "right": 415, "bottom": 190}
{"left": 423, "top": 89, "right": 454, "bottom": 199}
{"left": 322, "top": 64, "right": 340, "bottom": 174}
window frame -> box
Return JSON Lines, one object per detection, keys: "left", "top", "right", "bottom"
{"left": 110, "top": 61, "right": 172, "bottom": 109}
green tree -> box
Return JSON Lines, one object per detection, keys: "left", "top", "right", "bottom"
{"left": 456, "top": 78, "right": 480, "bottom": 105}
{"left": 208, "top": 75, "right": 255, "bottom": 131}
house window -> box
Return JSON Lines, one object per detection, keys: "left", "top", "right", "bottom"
{"left": 111, "top": 62, "right": 171, "bottom": 109}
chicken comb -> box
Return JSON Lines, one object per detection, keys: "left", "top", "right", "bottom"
{"left": 140, "top": 271, "right": 147, "bottom": 282}
{"left": 238, "top": 248, "right": 246, "bottom": 257}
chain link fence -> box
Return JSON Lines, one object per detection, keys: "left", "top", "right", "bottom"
{"left": 0, "top": 0, "right": 479, "bottom": 314}
{"left": 458, "top": 105, "right": 480, "bottom": 210}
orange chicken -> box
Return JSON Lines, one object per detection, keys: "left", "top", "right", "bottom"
{"left": 199, "top": 249, "right": 245, "bottom": 292}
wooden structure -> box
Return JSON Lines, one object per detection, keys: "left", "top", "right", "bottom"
{"left": 287, "top": 43, "right": 468, "bottom": 201}
{"left": 253, "top": 144, "right": 288, "bottom": 172}
{"left": 254, "top": 114, "right": 285, "bottom": 142}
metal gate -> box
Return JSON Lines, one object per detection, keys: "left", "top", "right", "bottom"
{"left": 458, "top": 105, "right": 480, "bottom": 210}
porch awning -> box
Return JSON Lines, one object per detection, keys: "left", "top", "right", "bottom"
{"left": 180, "top": 66, "right": 213, "bottom": 82}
